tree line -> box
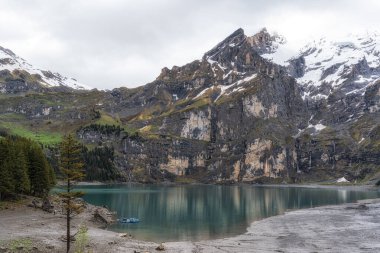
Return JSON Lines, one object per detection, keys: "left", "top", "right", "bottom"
{"left": 0, "top": 135, "right": 56, "bottom": 200}
{"left": 0, "top": 132, "right": 123, "bottom": 200}
{"left": 79, "top": 124, "right": 124, "bottom": 136}
{"left": 47, "top": 144, "right": 122, "bottom": 182}
{"left": 82, "top": 146, "right": 121, "bottom": 181}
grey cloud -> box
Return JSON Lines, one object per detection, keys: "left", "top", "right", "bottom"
{"left": 0, "top": 0, "right": 379, "bottom": 89}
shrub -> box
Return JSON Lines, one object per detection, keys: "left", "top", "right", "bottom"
{"left": 74, "top": 224, "right": 89, "bottom": 253}
{"left": 9, "top": 238, "right": 33, "bottom": 252}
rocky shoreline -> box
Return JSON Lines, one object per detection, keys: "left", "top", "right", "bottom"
{"left": 0, "top": 196, "right": 379, "bottom": 252}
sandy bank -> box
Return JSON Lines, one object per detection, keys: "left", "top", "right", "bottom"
{"left": 1, "top": 198, "right": 380, "bottom": 252}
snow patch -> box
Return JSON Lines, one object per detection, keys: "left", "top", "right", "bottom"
{"left": 215, "top": 73, "right": 258, "bottom": 101}
{"left": 307, "top": 123, "right": 326, "bottom": 131}
{"left": 261, "top": 43, "right": 296, "bottom": 65}
{"left": 336, "top": 177, "right": 349, "bottom": 183}
{"left": 194, "top": 87, "right": 211, "bottom": 99}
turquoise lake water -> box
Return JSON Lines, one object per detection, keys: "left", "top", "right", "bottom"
{"left": 58, "top": 184, "right": 380, "bottom": 242}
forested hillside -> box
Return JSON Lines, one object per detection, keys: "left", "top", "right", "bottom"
{"left": 0, "top": 135, "right": 56, "bottom": 200}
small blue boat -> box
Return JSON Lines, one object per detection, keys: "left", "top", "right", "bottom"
{"left": 120, "top": 217, "right": 140, "bottom": 223}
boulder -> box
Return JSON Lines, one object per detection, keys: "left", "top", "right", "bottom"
{"left": 156, "top": 243, "right": 165, "bottom": 251}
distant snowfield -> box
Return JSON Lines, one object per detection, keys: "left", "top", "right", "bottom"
{"left": 262, "top": 31, "right": 380, "bottom": 99}
{"left": 0, "top": 46, "right": 91, "bottom": 90}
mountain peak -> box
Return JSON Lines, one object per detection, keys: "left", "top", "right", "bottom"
{"left": 246, "top": 28, "right": 285, "bottom": 55}
{"left": 230, "top": 27, "right": 245, "bottom": 37}
{"left": 0, "top": 45, "right": 91, "bottom": 91}
{"left": 203, "top": 28, "right": 246, "bottom": 61}
{"left": 0, "top": 46, "right": 16, "bottom": 58}
{"left": 203, "top": 27, "right": 286, "bottom": 64}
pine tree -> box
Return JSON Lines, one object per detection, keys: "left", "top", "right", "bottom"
{"left": 0, "top": 140, "right": 14, "bottom": 200}
{"left": 58, "top": 134, "right": 85, "bottom": 253}
{"left": 47, "top": 161, "right": 56, "bottom": 188}
{"left": 9, "top": 145, "right": 30, "bottom": 194}
{"left": 0, "top": 136, "right": 55, "bottom": 200}
{"left": 28, "top": 144, "right": 51, "bottom": 197}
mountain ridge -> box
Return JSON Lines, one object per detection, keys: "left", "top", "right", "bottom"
{"left": 0, "top": 28, "right": 379, "bottom": 184}
{"left": 0, "top": 45, "right": 91, "bottom": 92}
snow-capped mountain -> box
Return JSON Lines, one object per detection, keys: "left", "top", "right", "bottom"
{"left": 0, "top": 27, "right": 379, "bottom": 184}
{"left": 0, "top": 46, "right": 91, "bottom": 91}
{"left": 166, "top": 28, "right": 288, "bottom": 102}
{"left": 114, "top": 28, "right": 380, "bottom": 184}
{"left": 262, "top": 31, "right": 380, "bottom": 100}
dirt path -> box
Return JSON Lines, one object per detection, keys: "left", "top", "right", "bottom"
{"left": 1, "top": 198, "right": 379, "bottom": 252}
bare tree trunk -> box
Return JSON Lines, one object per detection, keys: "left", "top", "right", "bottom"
{"left": 66, "top": 201, "right": 70, "bottom": 253}
{"left": 66, "top": 179, "right": 71, "bottom": 253}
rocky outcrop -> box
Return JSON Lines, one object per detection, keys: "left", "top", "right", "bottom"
{"left": 287, "top": 56, "right": 305, "bottom": 78}
{"left": 246, "top": 28, "right": 285, "bottom": 55}
{"left": 243, "top": 95, "right": 278, "bottom": 119}
{"left": 180, "top": 108, "right": 212, "bottom": 141}
{"left": 243, "top": 139, "right": 287, "bottom": 180}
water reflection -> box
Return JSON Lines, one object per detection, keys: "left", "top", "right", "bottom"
{"left": 70, "top": 184, "right": 380, "bottom": 242}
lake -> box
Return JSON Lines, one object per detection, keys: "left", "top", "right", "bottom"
{"left": 64, "top": 184, "right": 380, "bottom": 242}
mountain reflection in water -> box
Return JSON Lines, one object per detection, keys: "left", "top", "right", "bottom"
{"left": 67, "top": 184, "right": 380, "bottom": 242}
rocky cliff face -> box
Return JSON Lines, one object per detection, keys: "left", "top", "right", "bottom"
{"left": 101, "top": 28, "right": 308, "bottom": 183}
{"left": 0, "top": 28, "right": 379, "bottom": 184}
{"left": 262, "top": 30, "right": 380, "bottom": 183}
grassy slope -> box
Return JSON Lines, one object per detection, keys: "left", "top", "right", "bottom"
{"left": 0, "top": 121, "right": 62, "bottom": 145}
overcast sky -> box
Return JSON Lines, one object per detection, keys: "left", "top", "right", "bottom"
{"left": 1, "top": 0, "right": 379, "bottom": 89}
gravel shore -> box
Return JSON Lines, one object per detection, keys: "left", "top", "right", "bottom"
{"left": 1, "top": 198, "right": 379, "bottom": 252}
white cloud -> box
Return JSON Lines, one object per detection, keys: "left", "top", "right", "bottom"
{"left": 0, "top": 0, "right": 379, "bottom": 89}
